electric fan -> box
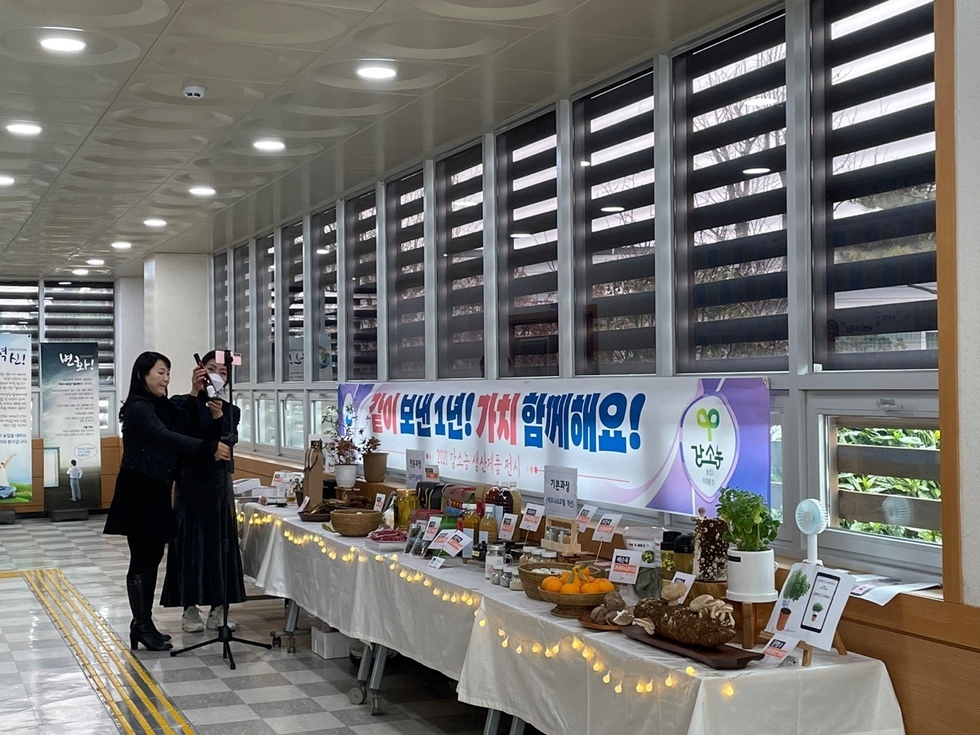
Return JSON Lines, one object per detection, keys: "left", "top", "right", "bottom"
{"left": 795, "top": 498, "right": 829, "bottom": 565}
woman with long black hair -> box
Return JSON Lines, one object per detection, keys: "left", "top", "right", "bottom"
{"left": 104, "top": 351, "right": 230, "bottom": 651}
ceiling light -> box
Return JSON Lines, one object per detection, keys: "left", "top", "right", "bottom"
{"left": 86, "top": 258, "right": 104, "bottom": 266}
{"left": 743, "top": 167, "right": 771, "bottom": 175}
{"left": 111, "top": 241, "right": 132, "bottom": 250}
{"left": 0, "top": 175, "right": 14, "bottom": 186}
{"left": 58, "top": 281, "right": 71, "bottom": 286}
{"left": 72, "top": 268, "right": 89, "bottom": 276}
{"left": 600, "top": 206, "right": 625, "bottom": 213}
{"left": 580, "top": 160, "right": 592, "bottom": 167}
{"left": 253, "top": 139, "right": 285, "bottom": 152}
{"left": 316, "top": 248, "right": 329, "bottom": 255}
{"left": 6, "top": 123, "right": 42, "bottom": 136}
{"left": 189, "top": 186, "right": 216, "bottom": 197}
{"left": 356, "top": 63, "right": 397, "bottom": 80}
{"left": 144, "top": 218, "right": 167, "bottom": 227}
{"left": 40, "top": 36, "right": 86, "bottom": 53}
{"left": 510, "top": 233, "right": 531, "bottom": 238}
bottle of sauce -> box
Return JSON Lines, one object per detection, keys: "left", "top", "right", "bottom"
{"left": 483, "top": 484, "right": 502, "bottom": 527}
{"left": 479, "top": 504, "right": 498, "bottom": 545}
{"left": 460, "top": 504, "right": 480, "bottom": 561}
{"left": 498, "top": 482, "right": 515, "bottom": 519}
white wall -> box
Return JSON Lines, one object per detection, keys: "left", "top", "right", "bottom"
{"left": 143, "top": 254, "right": 212, "bottom": 397}
{"left": 114, "top": 276, "right": 145, "bottom": 404}
{"left": 955, "top": 0, "right": 980, "bottom": 606}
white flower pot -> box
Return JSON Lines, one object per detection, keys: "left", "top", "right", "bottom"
{"left": 334, "top": 464, "right": 358, "bottom": 489}
{"left": 726, "top": 548, "right": 778, "bottom": 603}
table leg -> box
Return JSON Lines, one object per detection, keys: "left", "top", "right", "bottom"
{"left": 741, "top": 601, "right": 756, "bottom": 649}
{"left": 483, "top": 710, "right": 502, "bottom": 735}
{"left": 368, "top": 645, "right": 389, "bottom": 715}
{"left": 509, "top": 716, "right": 526, "bottom": 735}
{"left": 349, "top": 642, "right": 374, "bottom": 705}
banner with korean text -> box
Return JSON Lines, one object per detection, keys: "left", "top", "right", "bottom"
{"left": 0, "top": 334, "right": 33, "bottom": 504}
{"left": 339, "top": 377, "right": 770, "bottom": 515}
{"left": 40, "top": 342, "right": 102, "bottom": 511}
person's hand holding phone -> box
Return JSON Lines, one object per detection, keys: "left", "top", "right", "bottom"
{"left": 214, "top": 442, "right": 232, "bottom": 461}
{"left": 206, "top": 399, "right": 223, "bottom": 420}
{"left": 191, "top": 366, "right": 208, "bottom": 396}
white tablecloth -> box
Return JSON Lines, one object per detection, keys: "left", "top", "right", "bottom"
{"left": 238, "top": 503, "right": 905, "bottom": 735}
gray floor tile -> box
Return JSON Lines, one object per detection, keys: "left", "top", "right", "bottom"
{"left": 250, "top": 697, "right": 328, "bottom": 719}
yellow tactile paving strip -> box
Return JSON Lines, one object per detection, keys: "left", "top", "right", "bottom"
{"left": 21, "top": 568, "right": 195, "bottom": 735}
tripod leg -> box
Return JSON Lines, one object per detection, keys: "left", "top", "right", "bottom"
{"left": 170, "top": 638, "right": 225, "bottom": 657}
{"left": 225, "top": 640, "right": 236, "bottom": 670}
{"left": 229, "top": 636, "right": 272, "bottom": 650}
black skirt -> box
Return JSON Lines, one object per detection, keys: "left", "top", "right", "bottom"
{"left": 103, "top": 467, "right": 177, "bottom": 540}
{"left": 160, "top": 470, "right": 246, "bottom": 608}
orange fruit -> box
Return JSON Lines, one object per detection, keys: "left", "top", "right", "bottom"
{"left": 542, "top": 576, "right": 563, "bottom": 593}
{"left": 560, "top": 582, "right": 581, "bottom": 595}
{"left": 580, "top": 582, "right": 600, "bottom": 594}
{"left": 597, "top": 579, "right": 615, "bottom": 593}
{"left": 559, "top": 571, "right": 572, "bottom": 584}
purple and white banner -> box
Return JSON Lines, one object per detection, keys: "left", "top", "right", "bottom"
{"left": 339, "top": 377, "right": 770, "bottom": 515}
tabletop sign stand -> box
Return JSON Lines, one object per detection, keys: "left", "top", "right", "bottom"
{"left": 539, "top": 515, "right": 581, "bottom": 555}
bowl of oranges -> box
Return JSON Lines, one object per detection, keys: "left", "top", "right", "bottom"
{"left": 531, "top": 564, "right": 616, "bottom": 618}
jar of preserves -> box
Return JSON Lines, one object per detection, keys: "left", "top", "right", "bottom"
{"left": 485, "top": 543, "right": 507, "bottom": 580}
{"left": 519, "top": 546, "right": 538, "bottom": 564}
{"left": 394, "top": 488, "right": 420, "bottom": 530}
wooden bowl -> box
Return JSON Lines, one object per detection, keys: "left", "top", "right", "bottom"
{"left": 329, "top": 509, "right": 382, "bottom": 537}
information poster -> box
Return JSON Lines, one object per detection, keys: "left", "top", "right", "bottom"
{"left": 340, "top": 377, "right": 770, "bottom": 515}
{"left": 0, "top": 334, "right": 33, "bottom": 504}
{"left": 40, "top": 342, "right": 101, "bottom": 510}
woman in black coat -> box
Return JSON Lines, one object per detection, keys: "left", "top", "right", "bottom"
{"left": 162, "top": 350, "right": 247, "bottom": 632}
{"left": 104, "top": 351, "right": 230, "bottom": 651}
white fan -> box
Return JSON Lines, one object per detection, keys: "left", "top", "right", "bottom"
{"left": 795, "top": 498, "right": 829, "bottom": 565}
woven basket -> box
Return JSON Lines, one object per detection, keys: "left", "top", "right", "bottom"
{"left": 517, "top": 562, "right": 606, "bottom": 603}
{"left": 329, "top": 509, "right": 382, "bottom": 537}
{"left": 537, "top": 588, "right": 609, "bottom": 618}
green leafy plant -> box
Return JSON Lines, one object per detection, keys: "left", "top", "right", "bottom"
{"left": 716, "top": 487, "right": 780, "bottom": 551}
{"left": 811, "top": 602, "right": 824, "bottom": 613}
{"left": 783, "top": 569, "right": 811, "bottom": 603}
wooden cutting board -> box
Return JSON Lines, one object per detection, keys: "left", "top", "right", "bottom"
{"left": 621, "top": 625, "right": 764, "bottom": 670}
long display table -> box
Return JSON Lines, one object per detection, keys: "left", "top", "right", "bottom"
{"left": 238, "top": 503, "right": 905, "bottom": 735}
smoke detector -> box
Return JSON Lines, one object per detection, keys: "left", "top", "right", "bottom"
{"left": 182, "top": 84, "right": 206, "bottom": 100}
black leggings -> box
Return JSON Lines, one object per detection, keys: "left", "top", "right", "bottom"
{"left": 127, "top": 536, "right": 166, "bottom": 580}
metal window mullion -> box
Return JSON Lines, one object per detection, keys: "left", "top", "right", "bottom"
{"left": 336, "top": 199, "right": 349, "bottom": 383}
{"left": 654, "top": 56, "right": 676, "bottom": 377}
{"left": 273, "top": 226, "right": 284, "bottom": 385}
{"left": 302, "top": 215, "right": 314, "bottom": 385}
{"left": 556, "top": 98, "right": 575, "bottom": 378}
{"left": 247, "top": 237, "right": 258, "bottom": 385}
{"left": 375, "top": 181, "right": 389, "bottom": 382}
{"left": 37, "top": 279, "right": 45, "bottom": 342}
{"left": 423, "top": 159, "right": 438, "bottom": 381}
{"left": 226, "top": 249, "right": 236, "bottom": 358}
{"left": 483, "top": 133, "right": 500, "bottom": 381}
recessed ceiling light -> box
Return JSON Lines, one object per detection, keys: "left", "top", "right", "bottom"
{"left": 40, "top": 36, "right": 86, "bottom": 53}
{"left": 253, "top": 139, "right": 285, "bottom": 152}
{"left": 86, "top": 258, "right": 104, "bottom": 266}
{"left": 144, "top": 218, "right": 167, "bottom": 227}
{"left": 111, "top": 241, "right": 132, "bottom": 250}
{"left": 743, "top": 167, "right": 771, "bottom": 175}
{"left": 316, "top": 248, "right": 329, "bottom": 255}
{"left": 58, "top": 281, "right": 71, "bottom": 286}
{"left": 6, "top": 122, "right": 42, "bottom": 136}
{"left": 580, "top": 160, "right": 592, "bottom": 167}
{"left": 0, "top": 175, "right": 14, "bottom": 186}
{"left": 510, "top": 233, "right": 531, "bottom": 238}
{"left": 356, "top": 63, "right": 397, "bottom": 80}
{"left": 600, "top": 206, "right": 625, "bottom": 213}
{"left": 189, "top": 186, "right": 216, "bottom": 197}
{"left": 72, "top": 268, "right": 89, "bottom": 276}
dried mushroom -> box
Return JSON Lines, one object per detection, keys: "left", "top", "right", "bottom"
{"left": 633, "top": 618, "right": 656, "bottom": 636}
{"left": 590, "top": 605, "right": 609, "bottom": 624}
{"left": 661, "top": 581, "right": 687, "bottom": 604}
{"left": 611, "top": 609, "right": 634, "bottom": 626}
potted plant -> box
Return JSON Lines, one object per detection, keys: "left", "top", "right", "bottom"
{"left": 776, "top": 568, "right": 811, "bottom": 630}
{"left": 810, "top": 601, "right": 824, "bottom": 622}
{"left": 716, "top": 487, "right": 780, "bottom": 602}
{"left": 322, "top": 406, "right": 380, "bottom": 489}
{"left": 362, "top": 445, "right": 388, "bottom": 483}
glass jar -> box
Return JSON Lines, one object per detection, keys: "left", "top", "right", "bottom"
{"left": 531, "top": 548, "right": 545, "bottom": 564}
{"left": 660, "top": 531, "right": 680, "bottom": 574}
{"left": 485, "top": 543, "right": 507, "bottom": 580}
{"left": 540, "top": 551, "right": 558, "bottom": 570}
{"left": 674, "top": 535, "right": 695, "bottom": 575}
{"left": 394, "top": 488, "right": 420, "bottom": 530}
{"left": 519, "top": 546, "right": 538, "bottom": 564}
{"left": 491, "top": 562, "right": 505, "bottom": 585}
{"left": 500, "top": 565, "right": 517, "bottom": 588}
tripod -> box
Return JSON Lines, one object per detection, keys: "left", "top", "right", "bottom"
{"left": 170, "top": 348, "right": 272, "bottom": 669}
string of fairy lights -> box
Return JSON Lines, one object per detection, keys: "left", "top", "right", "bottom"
{"left": 240, "top": 508, "right": 741, "bottom": 699}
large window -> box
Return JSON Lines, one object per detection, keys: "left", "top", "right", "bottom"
{"left": 43, "top": 281, "right": 116, "bottom": 384}
{"left": 213, "top": 252, "right": 229, "bottom": 351}
{"left": 255, "top": 233, "right": 276, "bottom": 383}
{"left": 675, "top": 14, "right": 789, "bottom": 372}
{"left": 437, "top": 144, "right": 485, "bottom": 378}
{"left": 497, "top": 112, "right": 559, "bottom": 377}
{"left": 282, "top": 221, "right": 305, "bottom": 382}
{"left": 232, "top": 243, "right": 251, "bottom": 381}
{"left": 0, "top": 282, "right": 39, "bottom": 384}
{"left": 574, "top": 70, "right": 656, "bottom": 375}
{"left": 386, "top": 169, "right": 427, "bottom": 380}
{"left": 812, "top": 0, "right": 936, "bottom": 369}
{"left": 345, "top": 190, "right": 379, "bottom": 380}
{"left": 311, "top": 208, "right": 339, "bottom": 382}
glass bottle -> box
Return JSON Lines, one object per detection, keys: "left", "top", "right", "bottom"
{"left": 509, "top": 482, "right": 523, "bottom": 516}
{"left": 478, "top": 504, "right": 498, "bottom": 545}
{"left": 394, "top": 488, "right": 419, "bottom": 530}
{"left": 483, "top": 484, "right": 502, "bottom": 528}
{"left": 673, "top": 535, "right": 695, "bottom": 574}
{"left": 498, "top": 482, "right": 515, "bottom": 520}
{"left": 660, "top": 530, "right": 680, "bottom": 574}
{"left": 485, "top": 543, "right": 507, "bottom": 580}
{"left": 460, "top": 504, "right": 480, "bottom": 561}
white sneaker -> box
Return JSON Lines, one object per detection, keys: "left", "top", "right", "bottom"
{"left": 207, "top": 607, "right": 237, "bottom": 631}
{"left": 181, "top": 606, "right": 205, "bottom": 633}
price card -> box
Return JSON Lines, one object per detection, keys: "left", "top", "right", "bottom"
{"left": 423, "top": 516, "right": 443, "bottom": 541}
{"left": 576, "top": 504, "right": 598, "bottom": 532}
{"left": 543, "top": 465, "right": 578, "bottom": 516}
{"left": 760, "top": 634, "right": 801, "bottom": 668}
{"left": 670, "top": 571, "right": 696, "bottom": 604}
{"left": 406, "top": 450, "right": 425, "bottom": 488}
{"left": 429, "top": 530, "right": 451, "bottom": 551}
{"left": 608, "top": 549, "right": 641, "bottom": 584}
{"left": 591, "top": 513, "right": 622, "bottom": 543}
{"left": 297, "top": 496, "right": 311, "bottom": 513}
{"left": 442, "top": 530, "right": 473, "bottom": 557}
{"left": 499, "top": 513, "right": 518, "bottom": 541}
{"left": 519, "top": 503, "right": 545, "bottom": 532}
{"left": 427, "top": 556, "right": 446, "bottom": 569}
{"left": 424, "top": 464, "right": 440, "bottom": 480}
{"left": 373, "top": 493, "right": 386, "bottom": 511}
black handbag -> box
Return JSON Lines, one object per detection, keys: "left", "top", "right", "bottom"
{"left": 415, "top": 481, "right": 445, "bottom": 510}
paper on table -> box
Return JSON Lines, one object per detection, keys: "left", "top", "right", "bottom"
{"left": 849, "top": 575, "right": 939, "bottom": 605}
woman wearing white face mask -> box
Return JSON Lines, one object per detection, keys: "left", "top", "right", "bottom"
{"left": 161, "top": 350, "right": 247, "bottom": 633}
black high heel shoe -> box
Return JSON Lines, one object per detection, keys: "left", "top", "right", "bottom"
{"left": 130, "top": 621, "right": 173, "bottom": 651}
{"left": 126, "top": 575, "right": 173, "bottom": 651}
